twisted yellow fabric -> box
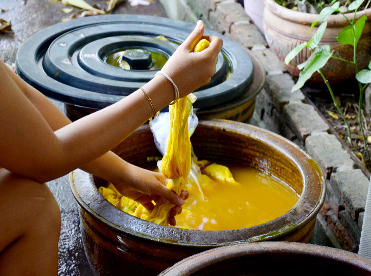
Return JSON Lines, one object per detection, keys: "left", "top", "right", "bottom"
{"left": 146, "top": 39, "right": 210, "bottom": 225}
{"left": 147, "top": 95, "right": 194, "bottom": 225}
{"left": 100, "top": 38, "right": 211, "bottom": 227}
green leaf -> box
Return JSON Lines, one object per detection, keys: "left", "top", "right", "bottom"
{"left": 348, "top": 0, "right": 365, "bottom": 11}
{"left": 308, "top": 2, "right": 340, "bottom": 34}
{"left": 292, "top": 45, "right": 332, "bottom": 92}
{"left": 285, "top": 42, "right": 307, "bottom": 65}
{"left": 337, "top": 25, "right": 355, "bottom": 45}
{"left": 297, "top": 58, "right": 311, "bottom": 70}
{"left": 356, "top": 69, "right": 371, "bottom": 84}
{"left": 309, "top": 22, "right": 328, "bottom": 49}
{"left": 368, "top": 60, "right": 371, "bottom": 70}
{"left": 337, "top": 15, "right": 367, "bottom": 46}
{"left": 355, "top": 15, "right": 367, "bottom": 42}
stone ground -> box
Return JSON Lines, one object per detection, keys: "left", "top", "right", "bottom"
{"left": 0, "top": 0, "right": 168, "bottom": 275}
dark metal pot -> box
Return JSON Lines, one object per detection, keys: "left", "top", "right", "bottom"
{"left": 69, "top": 120, "right": 325, "bottom": 275}
{"left": 16, "top": 15, "right": 264, "bottom": 122}
{"left": 160, "top": 241, "right": 371, "bottom": 275}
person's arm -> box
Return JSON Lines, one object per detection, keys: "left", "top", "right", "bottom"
{"left": 1, "top": 64, "right": 184, "bottom": 209}
{"left": 0, "top": 21, "right": 222, "bottom": 208}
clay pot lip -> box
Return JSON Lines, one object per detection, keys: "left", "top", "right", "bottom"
{"left": 264, "top": 0, "right": 371, "bottom": 27}
{"left": 69, "top": 120, "right": 325, "bottom": 246}
{"left": 159, "top": 241, "right": 371, "bottom": 275}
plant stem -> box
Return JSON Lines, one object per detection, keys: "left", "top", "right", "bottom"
{"left": 351, "top": 19, "right": 371, "bottom": 160}
{"left": 365, "top": 0, "right": 371, "bottom": 10}
{"left": 318, "top": 69, "right": 354, "bottom": 149}
{"left": 331, "top": 56, "right": 355, "bottom": 64}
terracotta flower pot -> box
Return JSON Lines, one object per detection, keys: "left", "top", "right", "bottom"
{"left": 69, "top": 120, "right": 325, "bottom": 275}
{"left": 263, "top": 0, "right": 371, "bottom": 84}
{"left": 160, "top": 242, "right": 371, "bottom": 275}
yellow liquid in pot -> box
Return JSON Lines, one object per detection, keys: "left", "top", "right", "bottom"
{"left": 176, "top": 164, "right": 299, "bottom": 231}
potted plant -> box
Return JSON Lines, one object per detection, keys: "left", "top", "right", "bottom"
{"left": 263, "top": 0, "right": 371, "bottom": 84}
{"left": 284, "top": 0, "right": 371, "bottom": 168}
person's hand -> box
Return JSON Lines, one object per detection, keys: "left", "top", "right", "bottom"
{"left": 112, "top": 162, "right": 188, "bottom": 226}
{"left": 159, "top": 20, "right": 223, "bottom": 98}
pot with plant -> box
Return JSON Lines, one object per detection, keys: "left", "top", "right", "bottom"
{"left": 285, "top": 0, "right": 371, "bottom": 168}
{"left": 263, "top": 0, "right": 371, "bottom": 84}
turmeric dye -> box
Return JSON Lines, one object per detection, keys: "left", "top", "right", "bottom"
{"left": 99, "top": 162, "right": 299, "bottom": 230}
{"left": 99, "top": 38, "right": 298, "bottom": 230}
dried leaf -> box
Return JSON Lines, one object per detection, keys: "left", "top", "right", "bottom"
{"left": 0, "top": 19, "right": 13, "bottom": 34}
{"left": 326, "top": 110, "right": 339, "bottom": 120}
{"left": 345, "top": 114, "right": 356, "bottom": 120}
{"left": 356, "top": 152, "right": 366, "bottom": 166}
{"left": 367, "top": 136, "right": 371, "bottom": 144}
{"left": 338, "top": 132, "right": 345, "bottom": 139}
{"left": 1, "top": 9, "right": 9, "bottom": 13}
{"left": 62, "top": 8, "right": 103, "bottom": 21}
{"left": 61, "top": 0, "right": 105, "bottom": 14}
{"left": 62, "top": 7, "right": 74, "bottom": 13}
{"left": 359, "top": 136, "right": 364, "bottom": 141}
{"left": 106, "top": 0, "right": 120, "bottom": 12}
{"left": 335, "top": 96, "right": 341, "bottom": 106}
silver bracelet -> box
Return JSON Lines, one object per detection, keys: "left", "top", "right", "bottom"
{"left": 155, "top": 71, "right": 179, "bottom": 105}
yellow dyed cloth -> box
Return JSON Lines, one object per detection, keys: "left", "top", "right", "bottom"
{"left": 147, "top": 94, "right": 194, "bottom": 225}
{"left": 99, "top": 161, "right": 239, "bottom": 228}
{"left": 98, "top": 38, "right": 240, "bottom": 228}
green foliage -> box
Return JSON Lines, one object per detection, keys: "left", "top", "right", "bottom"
{"left": 337, "top": 15, "right": 367, "bottom": 45}
{"left": 284, "top": 0, "right": 371, "bottom": 160}
{"left": 356, "top": 69, "right": 371, "bottom": 83}
{"left": 292, "top": 46, "right": 332, "bottom": 91}
{"left": 309, "top": 21, "right": 328, "bottom": 48}
{"left": 309, "top": 2, "right": 340, "bottom": 33}
{"left": 348, "top": 0, "right": 366, "bottom": 10}
{"left": 285, "top": 41, "right": 312, "bottom": 65}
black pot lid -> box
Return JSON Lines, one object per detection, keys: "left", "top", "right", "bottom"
{"left": 16, "top": 15, "right": 254, "bottom": 109}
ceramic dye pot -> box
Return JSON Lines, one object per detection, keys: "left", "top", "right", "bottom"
{"left": 160, "top": 241, "right": 371, "bottom": 275}
{"left": 69, "top": 120, "right": 325, "bottom": 275}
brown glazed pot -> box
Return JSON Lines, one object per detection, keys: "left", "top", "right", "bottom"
{"left": 159, "top": 241, "right": 371, "bottom": 275}
{"left": 263, "top": 0, "right": 371, "bottom": 84}
{"left": 69, "top": 120, "right": 325, "bottom": 275}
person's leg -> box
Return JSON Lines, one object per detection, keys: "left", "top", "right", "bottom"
{"left": 0, "top": 168, "right": 61, "bottom": 275}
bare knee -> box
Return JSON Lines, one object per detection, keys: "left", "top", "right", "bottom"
{"left": 0, "top": 170, "right": 61, "bottom": 275}
{"left": 0, "top": 170, "right": 61, "bottom": 251}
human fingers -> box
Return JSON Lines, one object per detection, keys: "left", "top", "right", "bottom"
{"left": 180, "top": 190, "right": 189, "bottom": 200}
{"left": 153, "top": 175, "right": 185, "bottom": 207}
{"left": 169, "top": 206, "right": 182, "bottom": 217}
{"left": 169, "top": 216, "right": 176, "bottom": 226}
{"left": 134, "top": 194, "right": 159, "bottom": 211}
{"left": 181, "top": 20, "right": 205, "bottom": 52}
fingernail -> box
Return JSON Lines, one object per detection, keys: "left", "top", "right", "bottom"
{"left": 196, "top": 20, "right": 203, "bottom": 29}
{"left": 177, "top": 198, "right": 185, "bottom": 205}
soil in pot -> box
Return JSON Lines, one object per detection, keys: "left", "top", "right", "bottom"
{"left": 275, "top": 0, "right": 371, "bottom": 13}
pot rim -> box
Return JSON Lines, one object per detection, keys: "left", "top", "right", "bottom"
{"left": 264, "top": 0, "right": 371, "bottom": 27}
{"left": 159, "top": 241, "right": 371, "bottom": 275}
{"left": 69, "top": 120, "right": 325, "bottom": 246}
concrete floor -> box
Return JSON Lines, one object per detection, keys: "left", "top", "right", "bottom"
{"left": 0, "top": 1, "right": 168, "bottom": 275}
